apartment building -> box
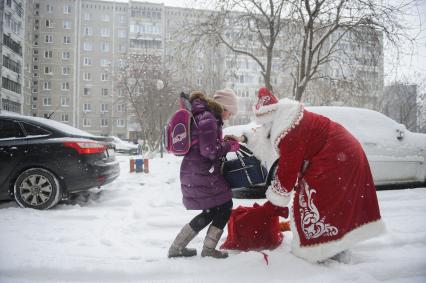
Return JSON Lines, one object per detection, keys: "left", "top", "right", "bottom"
{"left": 24, "top": 0, "right": 128, "bottom": 138}
{"left": 0, "top": 0, "right": 24, "bottom": 114}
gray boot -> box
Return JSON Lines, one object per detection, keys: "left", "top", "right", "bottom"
{"left": 168, "top": 224, "right": 198, "bottom": 258}
{"left": 201, "top": 225, "right": 228, "bottom": 259}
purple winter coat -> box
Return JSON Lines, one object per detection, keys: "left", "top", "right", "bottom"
{"left": 180, "top": 98, "right": 233, "bottom": 210}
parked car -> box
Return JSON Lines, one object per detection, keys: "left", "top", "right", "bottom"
{"left": 111, "top": 136, "right": 139, "bottom": 155}
{"left": 224, "top": 106, "right": 426, "bottom": 198}
{"left": 0, "top": 113, "right": 120, "bottom": 209}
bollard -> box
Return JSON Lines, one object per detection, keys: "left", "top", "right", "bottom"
{"left": 143, "top": 159, "right": 149, "bottom": 173}
{"left": 135, "top": 159, "right": 143, "bottom": 173}
{"left": 129, "top": 159, "right": 135, "bottom": 173}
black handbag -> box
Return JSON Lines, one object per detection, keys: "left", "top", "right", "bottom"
{"left": 222, "top": 145, "right": 268, "bottom": 188}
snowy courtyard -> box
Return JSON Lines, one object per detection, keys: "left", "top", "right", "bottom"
{"left": 0, "top": 154, "right": 425, "bottom": 283}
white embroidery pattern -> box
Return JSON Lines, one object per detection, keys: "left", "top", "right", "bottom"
{"left": 299, "top": 180, "right": 338, "bottom": 240}
{"left": 270, "top": 175, "right": 291, "bottom": 197}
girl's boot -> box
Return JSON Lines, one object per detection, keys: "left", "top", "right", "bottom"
{"left": 168, "top": 224, "right": 197, "bottom": 258}
{"left": 201, "top": 225, "right": 228, "bottom": 259}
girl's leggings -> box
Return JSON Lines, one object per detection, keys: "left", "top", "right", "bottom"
{"left": 189, "top": 200, "right": 233, "bottom": 232}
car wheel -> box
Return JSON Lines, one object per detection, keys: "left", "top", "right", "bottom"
{"left": 13, "top": 168, "right": 62, "bottom": 210}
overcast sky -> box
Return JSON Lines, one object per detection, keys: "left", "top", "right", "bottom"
{"left": 107, "top": 0, "right": 426, "bottom": 86}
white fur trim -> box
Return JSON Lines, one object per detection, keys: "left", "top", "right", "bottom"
{"left": 289, "top": 207, "right": 386, "bottom": 262}
{"left": 269, "top": 99, "right": 304, "bottom": 155}
{"left": 253, "top": 102, "right": 279, "bottom": 117}
{"left": 265, "top": 186, "right": 292, "bottom": 207}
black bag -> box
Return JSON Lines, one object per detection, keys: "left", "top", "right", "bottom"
{"left": 222, "top": 145, "right": 268, "bottom": 188}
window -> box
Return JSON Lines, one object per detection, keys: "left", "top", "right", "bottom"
{"left": 64, "top": 5, "right": 72, "bottom": 14}
{"left": 83, "top": 103, "right": 92, "bottom": 112}
{"left": 119, "top": 44, "right": 126, "bottom": 53}
{"left": 61, "top": 97, "right": 70, "bottom": 106}
{"left": 118, "top": 30, "right": 126, "bottom": 38}
{"left": 44, "top": 66, "right": 52, "bottom": 74}
{"left": 43, "top": 81, "right": 51, "bottom": 90}
{"left": 43, "top": 97, "right": 52, "bottom": 106}
{"left": 84, "top": 13, "right": 91, "bottom": 21}
{"left": 45, "top": 19, "right": 53, "bottom": 28}
{"left": 102, "top": 14, "right": 110, "bottom": 22}
{"left": 84, "top": 26, "right": 93, "bottom": 36}
{"left": 101, "top": 42, "right": 109, "bottom": 52}
{"left": 83, "top": 118, "right": 91, "bottom": 127}
{"left": 83, "top": 41, "right": 92, "bottom": 51}
{"left": 101, "top": 88, "right": 108, "bottom": 96}
{"left": 83, "top": 87, "right": 91, "bottom": 96}
{"left": 63, "top": 20, "right": 72, "bottom": 29}
{"left": 61, "top": 114, "right": 69, "bottom": 122}
{"left": 63, "top": 36, "right": 71, "bottom": 44}
{"left": 47, "top": 4, "right": 53, "bottom": 13}
{"left": 84, "top": 57, "right": 92, "bottom": 65}
{"left": 45, "top": 35, "right": 53, "bottom": 43}
{"left": 117, "top": 119, "right": 125, "bottom": 127}
{"left": 117, "top": 103, "right": 125, "bottom": 112}
{"left": 101, "top": 119, "right": 108, "bottom": 127}
{"left": 22, "top": 123, "right": 50, "bottom": 136}
{"left": 62, "top": 51, "right": 71, "bottom": 59}
{"left": 62, "top": 82, "right": 70, "bottom": 91}
{"left": 101, "top": 73, "right": 108, "bottom": 81}
{"left": 100, "top": 103, "right": 108, "bottom": 112}
{"left": 101, "top": 28, "right": 110, "bottom": 37}
{"left": 83, "top": 72, "right": 91, "bottom": 81}
{"left": 0, "top": 120, "right": 24, "bottom": 139}
{"left": 33, "top": 49, "right": 39, "bottom": 55}
{"left": 100, "top": 59, "right": 110, "bottom": 67}
{"left": 44, "top": 50, "right": 53, "bottom": 58}
{"left": 62, "top": 66, "right": 70, "bottom": 75}
{"left": 119, "top": 15, "right": 126, "bottom": 24}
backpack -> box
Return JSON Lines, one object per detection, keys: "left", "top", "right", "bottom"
{"left": 163, "top": 92, "right": 197, "bottom": 156}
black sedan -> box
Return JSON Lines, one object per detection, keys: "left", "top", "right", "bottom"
{"left": 0, "top": 113, "right": 120, "bottom": 209}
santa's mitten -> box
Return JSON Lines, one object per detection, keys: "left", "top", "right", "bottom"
{"left": 263, "top": 201, "right": 289, "bottom": 218}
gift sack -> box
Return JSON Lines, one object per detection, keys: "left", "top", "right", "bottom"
{"left": 220, "top": 201, "right": 288, "bottom": 251}
{"left": 222, "top": 145, "right": 268, "bottom": 189}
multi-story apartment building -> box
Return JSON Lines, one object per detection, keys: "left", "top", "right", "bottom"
{"left": 24, "top": 0, "right": 128, "bottom": 138}
{"left": 22, "top": 0, "right": 384, "bottom": 135}
{"left": 0, "top": 0, "right": 24, "bottom": 114}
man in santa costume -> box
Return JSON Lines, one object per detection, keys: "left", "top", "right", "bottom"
{"left": 238, "top": 87, "right": 385, "bottom": 262}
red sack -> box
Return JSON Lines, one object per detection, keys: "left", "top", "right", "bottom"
{"left": 221, "top": 201, "right": 288, "bottom": 251}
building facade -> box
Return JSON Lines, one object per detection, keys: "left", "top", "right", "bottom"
{"left": 1, "top": 0, "right": 24, "bottom": 114}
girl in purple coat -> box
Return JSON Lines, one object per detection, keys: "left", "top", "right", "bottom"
{"left": 168, "top": 89, "right": 240, "bottom": 259}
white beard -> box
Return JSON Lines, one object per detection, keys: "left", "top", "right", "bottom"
{"left": 244, "top": 99, "right": 304, "bottom": 169}
{"left": 244, "top": 123, "right": 279, "bottom": 169}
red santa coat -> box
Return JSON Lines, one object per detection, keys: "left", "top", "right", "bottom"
{"left": 247, "top": 99, "right": 385, "bottom": 262}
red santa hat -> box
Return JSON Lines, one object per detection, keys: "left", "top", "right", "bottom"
{"left": 253, "top": 87, "right": 279, "bottom": 121}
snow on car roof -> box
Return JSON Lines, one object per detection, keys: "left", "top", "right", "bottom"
{"left": 306, "top": 106, "right": 402, "bottom": 144}
{"left": 1, "top": 112, "right": 95, "bottom": 137}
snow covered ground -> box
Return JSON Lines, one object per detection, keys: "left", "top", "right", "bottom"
{"left": 0, "top": 154, "right": 425, "bottom": 283}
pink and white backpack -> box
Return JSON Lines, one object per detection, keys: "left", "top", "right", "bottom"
{"left": 163, "top": 93, "right": 197, "bottom": 156}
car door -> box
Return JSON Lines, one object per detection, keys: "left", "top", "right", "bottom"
{"left": 0, "top": 119, "right": 28, "bottom": 197}
{"left": 360, "top": 120, "right": 423, "bottom": 185}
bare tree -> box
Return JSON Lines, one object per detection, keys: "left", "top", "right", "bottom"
{"left": 380, "top": 82, "right": 418, "bottom": 131}
{"left": 115, "top": 54, "right": 179, "bottom": 153}
{"left": 183, "top": 0, "right": 415, "bottom": 102}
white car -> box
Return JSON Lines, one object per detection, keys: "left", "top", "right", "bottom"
{"left": 111, "top": 136, "right": 139, "bottom": 155}
{"left": 225, "top": 106, "right": 426, "bottom": 189}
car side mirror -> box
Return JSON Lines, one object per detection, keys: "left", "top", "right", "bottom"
{"left": 396, "top": 128, "right": 405, "bottom": 140}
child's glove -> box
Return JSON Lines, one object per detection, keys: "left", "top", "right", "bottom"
{"left": 228, "top": 140, "right": 240, "bottom": 152}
